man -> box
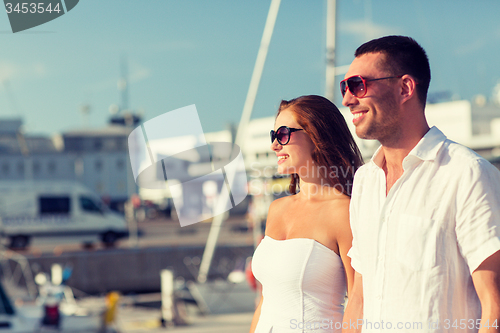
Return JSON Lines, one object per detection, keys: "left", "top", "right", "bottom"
{"left": 341, "top": 35, "right": 500, "bottom": 333}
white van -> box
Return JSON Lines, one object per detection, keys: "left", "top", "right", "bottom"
{"left": 0, "top": 181, "right": 129, "bottom": 249}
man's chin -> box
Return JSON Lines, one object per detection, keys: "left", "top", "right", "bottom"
{"left": 355, "top": 128, "right": 370, "bottom": 140}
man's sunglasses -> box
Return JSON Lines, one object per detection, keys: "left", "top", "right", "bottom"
{"left": 340, "top": 75, "right": 403, "bottom": 98}
{"left": 270, "top": 126, "right": 304, "bottom": 145}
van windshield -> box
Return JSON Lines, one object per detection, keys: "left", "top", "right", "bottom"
{"left": 79, "top": 196, "right": 104, "bottom": 214}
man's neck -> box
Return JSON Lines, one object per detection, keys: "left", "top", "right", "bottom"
{"left": 381, "top": 124, "right": 430, "bottom": 195}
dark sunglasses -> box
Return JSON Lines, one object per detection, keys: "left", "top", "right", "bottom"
{"left": 340, "top": 75, "right": 403, "bottom": 98}
{"left": 270, "top": 126, "right": 304, "bottom": 145}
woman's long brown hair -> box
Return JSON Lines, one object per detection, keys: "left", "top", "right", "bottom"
{"left": 277, "top": 95, "right": 364, "bottom": 196}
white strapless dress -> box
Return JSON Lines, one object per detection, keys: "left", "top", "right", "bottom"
{"left": 252, "top": 236, "right": 346, "bottom": 333}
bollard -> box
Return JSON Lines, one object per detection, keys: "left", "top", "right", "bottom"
{"left": 99, "top": 291, "right": 120, "bottom": 333}
{"left": 51, "top": 264, "right": 63, "bottom": 286}
{"left": 160, "top": 269, "right": 174, "bottom": 327}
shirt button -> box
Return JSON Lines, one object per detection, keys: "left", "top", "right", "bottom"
{"left": 376, "top": 295, "right": 382, "bottom": 300}
{"left": 378, "top": 256, "right": 383, "bottom": 261}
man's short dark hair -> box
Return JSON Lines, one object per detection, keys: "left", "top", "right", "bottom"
{"left": 355, "top": 35, "right": 431, "bottom": 107}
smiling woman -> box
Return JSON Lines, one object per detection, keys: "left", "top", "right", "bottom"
{"left": 272, "top": 95, "right": 363, "bottom": 196}
{"left": 249, "top": 95, "right": 363, "bottom": 333}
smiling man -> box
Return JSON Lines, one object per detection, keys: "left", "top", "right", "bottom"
{"left": 341, "top": 35, "right": 500, "bottom": 333}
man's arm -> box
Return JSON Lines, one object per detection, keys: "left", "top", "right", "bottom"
{"left": 472, "top": 250, "right": 500, "bottom": 333}
{"left": 342, "top": 271, "right": 363, "bottom": 333}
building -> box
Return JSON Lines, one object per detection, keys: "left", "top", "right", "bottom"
{"left": 61, "top": 125, "right": 135, "bottom": 212}
{"left": 0, "top": 116, "right": 137, "bottom": 213}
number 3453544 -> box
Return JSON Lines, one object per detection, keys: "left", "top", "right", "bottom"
{"left": 5, "top": 3, "right": 62, "bottom": 14}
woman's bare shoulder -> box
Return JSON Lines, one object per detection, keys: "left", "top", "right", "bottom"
{"left": 319, "top": 195, "right": 351, "bottom": 231}
{"left": 268, "top": 195, "right": 295, "bottom": 214}
{"left": 265, "top": 195, "right": 296, "bottom": 235}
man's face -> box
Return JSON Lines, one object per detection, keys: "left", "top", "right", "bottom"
{"left": 342, "top": 52, "right": 402, "bottom": 143}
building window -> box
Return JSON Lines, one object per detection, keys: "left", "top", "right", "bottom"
{"left": 33, "top": 161, "right": 41, "bottom": 175}
{"left": 48, "top": 161, "right": 56, "bottom": 174}
{"left": 104, "top": 138, "right": 116, "bottom": 150}
{"left": 17, "top": 161, "right": 24, "bottom": 175}
{"left": 94, "top": 139, "right": 103, "bottom": 151}
{"left": 66, "top": 138, "right": 83, "bottom": 151}
{"left": 116, "top": 138, "right": 125, "bottom": 150}
{"left": 1, "top": 162, "right": 9, "bottom": 175}
{"left": 117, "top": 180, "right": 125, "bottom": 192}
{"left": 95, "top": 159, "right": 103, "bottom": 172}
{"left": 116, "top": 159, "right": 125, "bottom": 170}
{"left": 95, "top": 181, "right": 104, "bottom": 193}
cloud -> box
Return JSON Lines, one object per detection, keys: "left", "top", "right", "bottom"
{"left": 339, "top": 20, "right": 401, "bottom": 42}
{"left": 84, "top": 62, "right": 152, "bottom": 93}
{"left": 0, "top": 62, "right": 17, "bottom": 82}
{"left": 149, "top": 40, "right": 197, "bottom": 52}
{"left": 129, "top": 63, "right": 151, "bottom": 84}
{"left": 0, "top": 60, "right": 47, "bottom": 82}
{"left": 454, "top": 37, "right": 487, "bottom": 56}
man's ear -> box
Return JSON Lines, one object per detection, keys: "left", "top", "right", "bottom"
{"left": 400, "top": 74, "right": 418, "bottom": 104}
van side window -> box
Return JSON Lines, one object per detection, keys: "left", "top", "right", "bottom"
{"left": 39, "top": 196, "right": 71, "bottom": 215}
{"left": 80, "top": 196, "right": 103, "bottom": 213}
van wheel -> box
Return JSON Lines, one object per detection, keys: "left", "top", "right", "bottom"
{"left": 102, "top": 232, "right": 118, "bottom": 248}
{"left": 82, "top": 242, "right": 95, "bottom": 250}
{"left": 9, "top": 236, "right": 30, "bottom": 249}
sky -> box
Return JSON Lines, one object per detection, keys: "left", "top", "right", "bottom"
{"left": 1, "top": 0, "right": 500, "bottom": 136}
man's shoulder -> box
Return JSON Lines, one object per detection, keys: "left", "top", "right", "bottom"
{"left": 441, "top": 138, "right": 491, "bottom": 166}
{"left": 437, "top": 139, "right": 500, "bottom": 181}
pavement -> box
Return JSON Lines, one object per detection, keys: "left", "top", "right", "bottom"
{"left": 115, "top": 282, "right": 257, "bottom": 332}
{"left": 116, "top": 307, "right": 254, "bottom": 333}
{"left": 71, "top": 282, "right": 258, "bottom": 333}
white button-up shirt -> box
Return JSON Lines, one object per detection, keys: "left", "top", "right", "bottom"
{"left": 348, "top": 126, "right": 500, "bottom": 332}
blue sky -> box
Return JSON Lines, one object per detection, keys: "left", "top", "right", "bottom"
{"left": 1, "top": 0, "right": 500, "bottom": 136}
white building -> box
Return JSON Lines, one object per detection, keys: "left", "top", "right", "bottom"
{"left": 0, "top": 118, "right": 136, "bottom": 213}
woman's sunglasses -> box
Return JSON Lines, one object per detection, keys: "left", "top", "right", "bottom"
{"left": 270, "top": 126, "right": 303, "bottom": 145}
{"left": 340, "top": 75, "right": 402, "bottom": 98}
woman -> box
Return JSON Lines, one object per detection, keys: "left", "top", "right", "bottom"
{"left": 249, "top": 95, "right": 363, "bottom": 333}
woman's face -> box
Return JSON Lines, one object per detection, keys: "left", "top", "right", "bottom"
{"left": 271, "top": 108, "right": 316, "bottom": 176}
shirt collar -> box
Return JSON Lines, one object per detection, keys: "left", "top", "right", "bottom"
{"left": 370, "top": 126, "right": 447, "bottom": 169}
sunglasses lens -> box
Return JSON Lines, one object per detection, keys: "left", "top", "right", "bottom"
{"left": 270, "top": 130, "right": 275, "bottom": 143}
{"left": 347, "top": 77, "right": 365, "bottom": 97}
{"left": 340, "top": 80, "right": 347, "bottom": 97}
{"left": 276, "top": 127, "right": 290, "bottom": 144}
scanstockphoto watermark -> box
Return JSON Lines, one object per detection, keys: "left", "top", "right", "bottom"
{"left": 4, "top": 0, "right": 79, "bottom": 33}
{"left": 289, "top": 319, "right": 499, "bottom": 331}
{"left": 290, "top": 319, "right": 424, "bottom": 331}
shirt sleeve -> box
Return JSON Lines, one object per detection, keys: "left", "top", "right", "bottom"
{"left": 347, "top": 169, "right": 363, "bottom": 274}
{"left": 456, "top": 158, "right": 500, "bottom": 274}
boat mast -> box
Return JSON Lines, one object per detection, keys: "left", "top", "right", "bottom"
{"left": 325, "top": 0, "right": 337, "bottom": 101}
{"left": 197, "top": 0, "right": 282, "bottom": 283}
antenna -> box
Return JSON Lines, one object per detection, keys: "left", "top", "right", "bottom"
{"left": 118, "top": 55, "right": 129, "bottom": 112}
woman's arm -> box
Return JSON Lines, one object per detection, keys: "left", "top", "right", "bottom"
{"left": 335, "top": 199, "right": 362, "bottom": 332}
{"left": 249, "top": 295, "right": 264, "bottom": 333}
{"left": 342, "top": 272, "right": 363, "bottom": 333}
{"left": 335, "top": 200, "right": 354, "bottom": 297}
